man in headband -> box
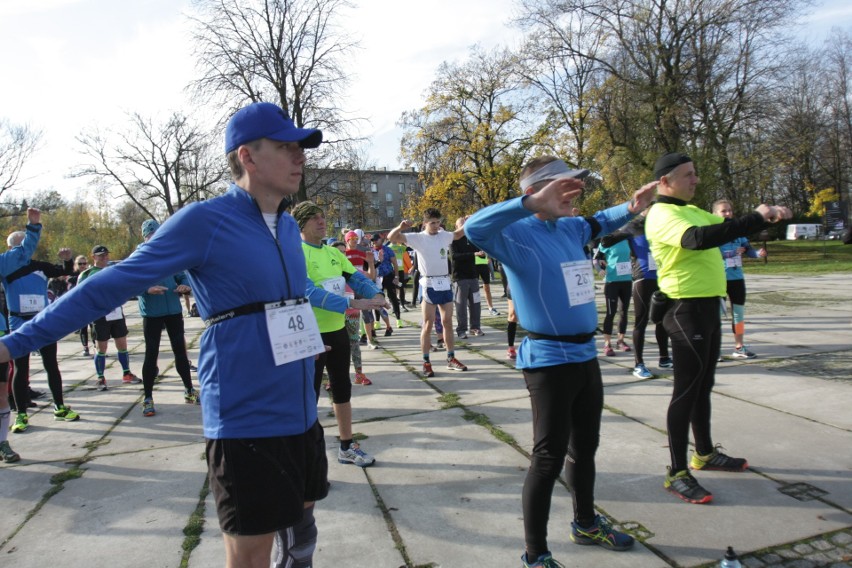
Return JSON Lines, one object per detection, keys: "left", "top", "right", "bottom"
{"left": 465, "top": 156, "right": 656, "bottom": 567}
{"left": 645, "top": 152, "right": 791, "bottom": 506}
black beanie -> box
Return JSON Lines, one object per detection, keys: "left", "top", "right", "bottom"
{"left": 654, "top": 152, "right": 692, "bottom": 180}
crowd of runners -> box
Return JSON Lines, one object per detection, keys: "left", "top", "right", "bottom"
{"left": 0, "top": 101, "right": 794, "bottom": 568}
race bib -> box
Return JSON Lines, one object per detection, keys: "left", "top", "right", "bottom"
{"left": 320, "top": 276, "right": 346, "bottom": 296}
{"left": 425, "top": 276, "right": 451, "bottom": 291}
{"left": 105, "top": 306, "right": 123, "bottom": 321}
{"left": 615, "top": 261, "right": 631, "bottom": 276}
{"left": 265, "top": 302, "right": 324, "bottom": 366}
{"left": 647, "top": 253, "right": 657, "bottom": 272}
{"left": 19, "top": 294, "right": 45, "bottom": 313}
{"left": 725, "top": 256, "right": 742, "bottom": 268}
{"left": 561, "top": 260, "right": 595, "bottom": 306}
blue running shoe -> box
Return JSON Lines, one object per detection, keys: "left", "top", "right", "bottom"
{"left": 570, "top": 515, "right": 635, "bottom": 551}
{"left": 521, "top": 551, "right": 564, "bottom": 567}
{"left": 632, "top": 363, "right": 653, "bottom": 379}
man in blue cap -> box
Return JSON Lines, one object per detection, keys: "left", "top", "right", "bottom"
{"left": 0, "top": 101, "right": 327, "bottom": 567}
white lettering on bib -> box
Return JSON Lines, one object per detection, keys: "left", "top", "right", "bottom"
{"left": 320, "top": 276, "right": 346, "bottom": 296}
{"left": 615, "top": 261, "right": 631, "bottom": 276}
{"left": 725, "top": 256, "right": 742, "bottom": 268}
{"left": 265, "top": 301, "right": 324, "bottom": 366}
{"left": 424, "top": 276, "right": 450, "bottom": 291}
{"left": 105, "top": 306, "right": 123, "bottom": 321}
{"left": 647, "top": 253, "right": 657, "bottom": 272}
{"left": 19, "top": 294, "right": 45, "bottom": 313}
{"left": 561, "top": 260, "right": 595, "bottom": 306}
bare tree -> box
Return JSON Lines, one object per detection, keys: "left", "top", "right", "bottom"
{"left": 74, "top": 112, "right": 228, "bottom": 218}
{"left": 0, "top": 119, "right": 42, "bottom": 196}
{"left": 189, "top": 0, "right": 362, "bottom": 201}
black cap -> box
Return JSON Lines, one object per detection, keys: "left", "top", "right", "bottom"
{"left": 92, "top": 245, "right": 109, "bottom": 255}
{"left": 371, "top": 234, "right": 381, "bottom": 242}
{"left": 654, "top": 152, "right": 692, "bottom": 180}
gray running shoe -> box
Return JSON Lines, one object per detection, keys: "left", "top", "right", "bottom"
{"left": 338, "top": 442, "right": 375, "bottom": 467}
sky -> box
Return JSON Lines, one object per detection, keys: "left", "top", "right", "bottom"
{"left": 0, "top": 0, "right": 850, "bottom": 202}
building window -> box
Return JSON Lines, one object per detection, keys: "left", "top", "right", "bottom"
{"left": 386, "top": 207, "right": 395, "bottom": 218}
{"left": 398, "top": 182, "right": 404, "bottom": 193}
{"left": 370, "top": 182, "right": 378, "bottom": 193}
{"left": 385, "top": 192, "right": 393, "bottom": 202}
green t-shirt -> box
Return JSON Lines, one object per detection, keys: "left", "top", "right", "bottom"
{"left": 302, "top": 242, "right": 356, "bottom": 332}
{"left": 389, "top": 243, "right": 407, "bottom": 270}
{"left": 645, "top": 202, "right": 726, "bottom": 298}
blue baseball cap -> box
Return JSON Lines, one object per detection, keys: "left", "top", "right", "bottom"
{"left": 224, "top": 102, "right": 323, "bottom": 154}
{"left": 141, "top": 219, "right": 160, "bottom": 238}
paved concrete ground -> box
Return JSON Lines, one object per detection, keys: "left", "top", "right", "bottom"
{"left": 0, "top": 273, "right": 850, "bottom": 568}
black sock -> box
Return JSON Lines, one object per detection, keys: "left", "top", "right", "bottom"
{"left": 340, "top": 439, "right": 352, "bottom": 451}
{"left": 507, "top": 321, "right": 517, "bottom": 346}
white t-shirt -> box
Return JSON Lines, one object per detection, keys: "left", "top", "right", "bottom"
{"left": 404, "top": 230, "right": 453, "bottom": 277}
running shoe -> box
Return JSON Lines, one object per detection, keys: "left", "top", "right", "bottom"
{"left": 368, "top": 342, "right": 379, "bottom": 350}
{"left": 632, "top": 364, "right": 653, "bottom": 379}
{"left": 29, "top": 389, "right": 46, "bottom": 400}
{"left": 603, "top": 343, "right": 615, "bottom": 356}
{"left": 142, "top": 398, "right": 156, "bottom": 417}
{"left": 664, "top": 468, "right": 713, "bottom": 504}
{"left": 457, "top": 331, "right": 468, "bottom": 339}
{"left": 470, "top": 328, "right": 485, "bottom": 336}
{"left": 82, "top": 347, "right": 91, "bottom": 357}
{"left": 447, "top": 357, "right": 468, "bottom": 371}
{"left": 96, "top": 377, "right": 108, "bottom": 391}
{"left": 507, "top": 346, "right": 517, "bottom": 360}
{"left": 354, "top": 372, "right": 373, "bottom": 386}
{"left": 53, "top": 405, "right": 80, "bottom": 421}
{"left": 690, "top": 446, "right": 748, "bottom": 472}
{"left": 717, "top": 353, "right": 724, "bottom": 362}
{"left": 488, "top": 307, "right": 501, "bottom": 316}
{"left": 422, "top": 362, "right": 435, "bottom": 377}
{"left": 397, "top": 319, "right": 405, "bottom": 328}
{"left": 732, "top": 345, "right": 757, "bottom": 359}
{"left": 617, "top": 340, "right": 632, "bottom": 352}
{"left": 359, "top": 334, "right": 368, "bottom": 345}
{"left": 189, "top": 363, "right": 198, "bottom": 372}
{"left": 0, "top": 440, "right": 20, "bottom": 463}
{"left": 384, "top": 327, "right": 393, "bottom": 337}
{"left": 521, "top": 551, "right": 564, "bottom": 567}
{"left": 570, "top": 514, "right": 635, "bottom": 551}
{"left": 401, "top": 303, "right": 410, "bottom": 312}
{"left": 658, "top": 356, "right": 673, "bottom": 368}
{"left": 10, "top": 413, "right": 28, "bottom": 434}
{"left": 122, "top": 372, "right": 142, "bottom": 385}
{"left": 184, "top": 388, "right": 201, "bottom": 405}
{"left": 338, "top": 442, "right": 375, "bottom": 467}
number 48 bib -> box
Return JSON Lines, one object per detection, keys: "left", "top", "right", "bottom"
{"left": 265, "top": 302, "right": 324, "bottom": 366}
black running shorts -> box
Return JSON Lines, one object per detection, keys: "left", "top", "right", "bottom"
{"left": 206, "top": 421, "right": 329, "bottom": 536}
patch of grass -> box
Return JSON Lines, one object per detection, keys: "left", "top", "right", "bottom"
{"left": 462, "top": 410, "right": 518, "bottom": 446}
{"left": 438, "top": 392, "right": 461, "bottom": 409}
{"left": 743, "top": 240, "right": 852, "bottom": 274}
{"left": 179, "top": 478, "right": 210, "bottom": 567}
{"left": 50, "top": 466, "right": 85, "bottom": 485}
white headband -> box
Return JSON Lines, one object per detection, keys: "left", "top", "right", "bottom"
{"left": 520, "top": 159, "right": 589, "bottom": 191}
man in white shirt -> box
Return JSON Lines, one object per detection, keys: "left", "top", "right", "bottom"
{"left": 387, "top": 209, "right": 467, "bottom": 377}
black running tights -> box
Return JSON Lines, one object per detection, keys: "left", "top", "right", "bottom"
{"left": 522, "top": 359, "right": 602, "bottom": 559}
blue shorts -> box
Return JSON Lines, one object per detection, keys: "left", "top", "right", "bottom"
{"left": 424, "top": 287, "right": 453, "bottom": 305}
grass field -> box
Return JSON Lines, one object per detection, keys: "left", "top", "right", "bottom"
{"left": 742, "top": 239, "right": 852, "bottom": 274}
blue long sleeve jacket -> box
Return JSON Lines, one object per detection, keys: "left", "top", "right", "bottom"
{"left": 0, "top": 224, "right": 42, "bottom": 333}
{"left": 465, "top": 197, "right": 633, "bottom": 368}
{"left": 0, "top": 186, "right": 317, "bottom": 440}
